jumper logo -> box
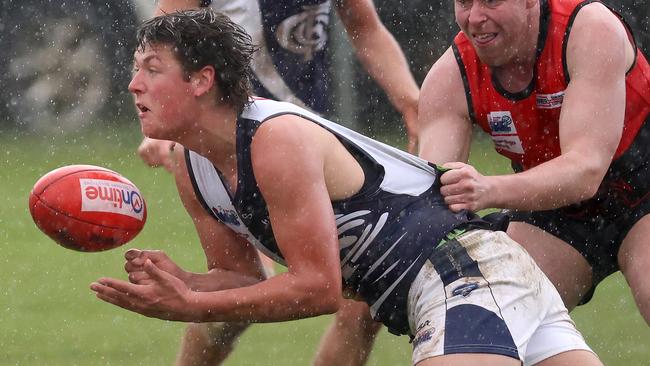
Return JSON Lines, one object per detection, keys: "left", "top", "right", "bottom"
{"left": 487, "top": 111, "right": 524, "bottom": 154}
{"left": 211, "top": 206, "right": 241, "bottom": 227}
{"left": 80, "top": 179, "right": 145, "bottom": 220}
{"left": 276, "top": 1, "right": 331, "bottom": 61}
{"left": 488, "top": 112, "right": 514, "bottom": 133}
{"left": 536, "top": 91, "right": 564, "bottom": 109}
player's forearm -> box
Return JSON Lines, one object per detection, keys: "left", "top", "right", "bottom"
{"left": 187, "top": 272, "right": 341, "bottom": 323}
{"left": 184, "top": 268, "right": 264, "bottom": 292}
{"left": 349, "top": 27, "right": 419, "bottom": 116}
{"left": 488, "top": 151, "right": 606, "bottom": 210}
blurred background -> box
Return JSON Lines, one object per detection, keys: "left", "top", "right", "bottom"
{"left": 1, "top": 0, "right": 648, "bottom": 365}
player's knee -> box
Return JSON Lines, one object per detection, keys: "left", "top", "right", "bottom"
{"left": 335, "top": 301, "right": 382, "bottom": 336}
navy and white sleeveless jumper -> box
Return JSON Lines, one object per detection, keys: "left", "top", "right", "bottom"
{"left": 185, "top": 99, "right": 490, "bottom": 335}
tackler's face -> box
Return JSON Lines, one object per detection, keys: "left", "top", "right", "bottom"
{"left": 455, "top": 0, "right": 534, "bottom": 67}
{"left": 128, "top": 43, "right": 196, "bottom": 141}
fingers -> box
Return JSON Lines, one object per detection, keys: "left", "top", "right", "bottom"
{"left": 144, "top": 259, "right": 169, "bottom": 281}
{"left": 128, "top": 271, "right": 152, "bottom": 284}
{"left": 125, "top": 249, "right": 167, "bottom": 264}
{"left": 124, "top": 249, "right": 161, "bottom": 277}
{"left": 90, "top": 279, "right": 145, "bottom": 314}
{"left": 125, "top": 249, "right": 142, "bottom": 260}
{"left": 438, "top": 162, "right": 482, "bottom": 212}
{"left": 92, "top": 277, "right": 137, "bottom": 294}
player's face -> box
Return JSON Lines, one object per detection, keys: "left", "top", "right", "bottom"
{"left": 455, "top": 0, "right": 533, "bottom": 67}
{"left": 128, "top": 43, "right": 196, "bottom": 141}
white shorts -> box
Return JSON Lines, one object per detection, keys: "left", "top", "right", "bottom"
{"left": 407, "top": 230, "right": 593, "bottom": 365}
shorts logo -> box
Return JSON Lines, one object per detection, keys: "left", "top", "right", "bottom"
{"left": 413, "top": 329, "right": 434, "bottom": 348}
{"left": 487, "top": 111, "right": 524, "bottom": 154}
{"left": 536, "top": 91, "right": 564, "bottom": 109}
{"left": 80, "top": 179, "right": 144, "bottom": 220}
{"left": 452, "top": 282, "right": 480, "bottom": 297}
{"left": 276, "top": 1, "right": 331, "bottom": 61}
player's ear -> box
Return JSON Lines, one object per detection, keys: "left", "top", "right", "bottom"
{"left": 191, "top": 65, "right": 216, "bottom": 97}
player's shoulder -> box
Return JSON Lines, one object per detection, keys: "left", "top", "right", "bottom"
{"left": 570, "top": 2, "right": 628, "bottom": 42}
{"left": 253, "top": 115, "right": 330, "bottom": 156}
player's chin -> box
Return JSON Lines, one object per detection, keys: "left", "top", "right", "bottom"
{"left": 140, "top": 124, "right": 166, "bottom": 141}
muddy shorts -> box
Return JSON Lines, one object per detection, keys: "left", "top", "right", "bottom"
{"left": 407, "top": 230, "right": 593, "bottom": 365}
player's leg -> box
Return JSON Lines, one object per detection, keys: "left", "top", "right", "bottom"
{"left": 176, "top": 252, "right": 276, "bottom": 366}
{"left": 507, "top": 221, "right": 593, "bottom": 310}
{"left": 618, "top": 214, "right": 650, "bottom": 325}
{"left": 176, "top": 322, "right": 249, "bottom": 366}
{"left": 533, "top": 350, "right": 602, "bottom": 366}
{"left": 312, "top": 299, "right": 382, "bottom": 366}
{"left": 416, "top": 353, "right": 520, "bottom": 366}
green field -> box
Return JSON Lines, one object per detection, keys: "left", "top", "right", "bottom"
{"left": 1, "top": 125, "right": 648, "bottom": 365}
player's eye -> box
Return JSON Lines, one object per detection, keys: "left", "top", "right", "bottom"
{"left": 483, "top": 0, "right": 501, "bottom": 8}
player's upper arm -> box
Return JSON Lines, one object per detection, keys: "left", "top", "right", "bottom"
{"left": 418, "top": 47, "right": 473, "bottom": 164}
{"left": 249, "top": 117, "right": 342, "bottom": 298}
{"left": 561, "top": 3, "right": 630, "bottom": 176}
{"left": 171, "top": 146, "right": 265, "bottom": 278}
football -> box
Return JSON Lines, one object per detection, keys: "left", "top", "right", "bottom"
{"left": 28, "top": 165, "right": 147, "bottom": 252}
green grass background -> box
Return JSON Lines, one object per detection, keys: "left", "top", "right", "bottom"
{"left": 2, "top": 124, "right": 648, "bottom": 365}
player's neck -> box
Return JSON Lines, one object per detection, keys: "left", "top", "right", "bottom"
{"left": 180, "top": 102, "right": 239, "bottom": 166}
{"left": 491, "top": 6, "right": 540, "bottom": 93}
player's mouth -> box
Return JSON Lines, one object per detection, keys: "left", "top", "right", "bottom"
{"left": 472, "top": 32, "right": 497, "bottom": 46}
{"left": 135, "top": 102, "right": 151, "bottom": 117}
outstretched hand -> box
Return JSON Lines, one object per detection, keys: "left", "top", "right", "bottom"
{"left": 439, "top": 162, "right": 495, "bottom": 212}
{"left": 90, "top": 258, "right": 197, "bottom": 321}
{"left": 124, "top": 249, "right": 187, "bottom": 286}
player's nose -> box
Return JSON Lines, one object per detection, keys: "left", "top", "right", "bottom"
{"left": 128, "top": 72, "right": 145, "bottom": 94}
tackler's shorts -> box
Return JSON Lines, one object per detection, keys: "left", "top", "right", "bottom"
{"left": 508, "top": 117, "right": 650, "bottom": 302}
{"left": 407, "top": 230, "right": 593, "bottom": 365}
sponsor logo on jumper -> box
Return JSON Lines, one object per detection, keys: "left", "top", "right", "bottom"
{"left": 452, "top": 282, "right": 480, "bottom": 297}
{"left": 487, "top": 111, "right": 524, "bottom": 154}
{"left": 276, "top": 1, "right": 331, "bottom": 61}
{"left": 212, "top": 205, "right": 241, "bottom": 226}
{"left": 536, "top": 91, "right": 565, "bottom": 109}
{"left": 488, "top": 112, "right": 514, "bottom": 133}
{"left": 81, "top": 179, "right": 144, "bottom": 220}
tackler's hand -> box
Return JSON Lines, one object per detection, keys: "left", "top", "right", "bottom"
{"left": 439, "top": 162, "right": 495, "bottom": 212}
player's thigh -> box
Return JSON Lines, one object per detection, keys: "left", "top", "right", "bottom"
{"left": 507, "top": 221, "right": 592, "bottom": 309}
{"left": 533, "top": 349, "right": 603, "bottom": 366}
{"left": 618, "top": 213, "right": 650, "bottom": 324}
{"left": 416, "top": 353, "right": 520, "bottom": 366}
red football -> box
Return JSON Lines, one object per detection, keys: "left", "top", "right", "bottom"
{"left": 29, "top": 165, "right": 147, "bottom": 252}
